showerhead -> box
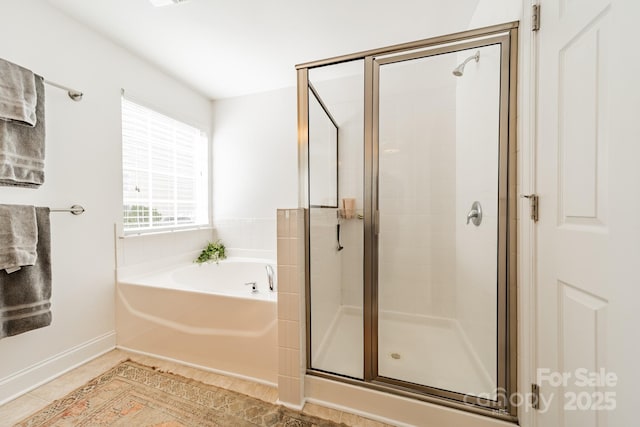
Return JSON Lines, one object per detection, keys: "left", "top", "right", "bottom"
{"left": 452, "top": 51, "right": 480, "bottom": 77}
{"left": 452, "top": 64, "right": 465, "bottom": 77}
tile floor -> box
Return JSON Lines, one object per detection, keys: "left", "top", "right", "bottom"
{"left": 0, "top": 349, "right": 393, "bottom": 427}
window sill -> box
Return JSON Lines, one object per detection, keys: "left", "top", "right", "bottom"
{"left": 119, "top": 225, "right": 213, "bottom": 239}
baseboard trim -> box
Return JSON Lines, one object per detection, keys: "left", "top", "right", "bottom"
{"left": 305, "top": 375, "right": 513, "bottom": 427}
{"left": 305, "top": 396, "right": 414, "bottom": 427}
{"left": 116, "top": 345, "right": 278, "bottom": 388}
{"left": 0, "top": 331, "right": 116, "bottom": 405}
{"left": 276, "top": 398, "right": 306, "bottom": 411}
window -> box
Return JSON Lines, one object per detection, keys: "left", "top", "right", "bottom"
{"left": 121, "top": 97, "right": 209, "bottom": 234}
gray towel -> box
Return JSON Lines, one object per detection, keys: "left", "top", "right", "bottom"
{"left": 0, "top": 207, "right": 52, "bottom": 339}
{"left": 0, "top": 59, "right": 37, "bottom": 127}
{"left": 0, "top": 75, "right": 45, "bottom": 188}
{"left": 0, "top": 204, "right": 38, "bottom": 272}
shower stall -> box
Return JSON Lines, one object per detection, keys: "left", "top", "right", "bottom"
{"left": 297, "top": 22, "right": 518, "bottom": 421}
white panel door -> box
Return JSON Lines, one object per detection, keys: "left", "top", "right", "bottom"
{"left": 536, "top": 0, "right": 640, "bottom": 425}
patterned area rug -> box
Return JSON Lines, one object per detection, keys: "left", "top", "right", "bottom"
{"left": 17, "top": 360, "right": 344, "bottom": 426}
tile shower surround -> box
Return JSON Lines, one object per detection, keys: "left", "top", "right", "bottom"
{"left": 276, "top": 208, "right": 306, "bottom": 408}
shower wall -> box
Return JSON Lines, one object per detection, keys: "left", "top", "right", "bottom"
{"left": 310, "top": 56, "right": 468, "bottom": 338}
{"left": 308, "top": 65, "right": 364, "bottom": 374}
{"left": 377, "top": 58, "right": 458, "bottom": 317}
{"left": 455, "top": 44, "right": 501, "bottom": 383}
{"left": 309, "top": 209, "right": 342, "bottom": 359}
{"left": 309, "top": 70, "right": 460, "bottom": 327}
{"left": 324, "top": 75, "right": 365, "bottom": 311}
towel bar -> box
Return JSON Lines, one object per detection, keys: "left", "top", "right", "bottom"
{"left": 50, "top": 205, "right": 85, "bottom": 215}
{"left": 43, "top": 80, "right": 83, "bottom": 102}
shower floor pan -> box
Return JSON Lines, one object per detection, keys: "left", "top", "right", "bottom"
{"left": 312, "top": 306, "right": 495, "bottom": 396}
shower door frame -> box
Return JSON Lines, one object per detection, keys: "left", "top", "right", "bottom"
{"left": 297, "top": 21, "right": 519, "bottom": 422}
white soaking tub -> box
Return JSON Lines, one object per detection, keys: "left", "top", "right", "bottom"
{"left": 116, "top": 258, "right": 277, "bottom": 385}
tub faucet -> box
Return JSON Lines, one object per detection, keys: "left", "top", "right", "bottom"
{"left": 266, "top": 265, "right": 275, "bottom": 291}
{"left": 245, "top": 282, "right": 258, "bottom": 293}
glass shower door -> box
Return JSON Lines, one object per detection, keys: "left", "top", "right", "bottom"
{"left": 307, "top": 60, "right": 365, "bottom": 380}
{"left": 374, "top": 44, "right": 503, "bottom": 398}
{"left": 299, "top": 23, "right": 518, "bottom": 419}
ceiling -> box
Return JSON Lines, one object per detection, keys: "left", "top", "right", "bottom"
{"left": 45, "top": 0, "right": 480, "bottom": 99}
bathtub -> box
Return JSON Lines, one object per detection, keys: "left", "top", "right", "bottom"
{"left": 116, "top": 258, "right": 278, "bottom": 385}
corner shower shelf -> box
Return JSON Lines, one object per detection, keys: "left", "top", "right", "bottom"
{"left": 337, "top": 209, "right": 363, "bottom": 220}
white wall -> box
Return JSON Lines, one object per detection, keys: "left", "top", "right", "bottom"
{"left": 211, "top": 87, "right": 298, "bottom": 260}
{"left": 0, "top": 0, "right": 212, "bottom": 403}
{"left": 467, "top": 0, "right": 522, "bottom": 28}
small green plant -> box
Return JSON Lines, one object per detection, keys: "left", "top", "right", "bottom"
{"left": 195, "top": 240, "right": 227, "bottom": 264}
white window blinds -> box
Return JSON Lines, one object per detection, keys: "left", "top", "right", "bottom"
{"left": 121, "top": 97, "right": 209, "bottom": 233}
